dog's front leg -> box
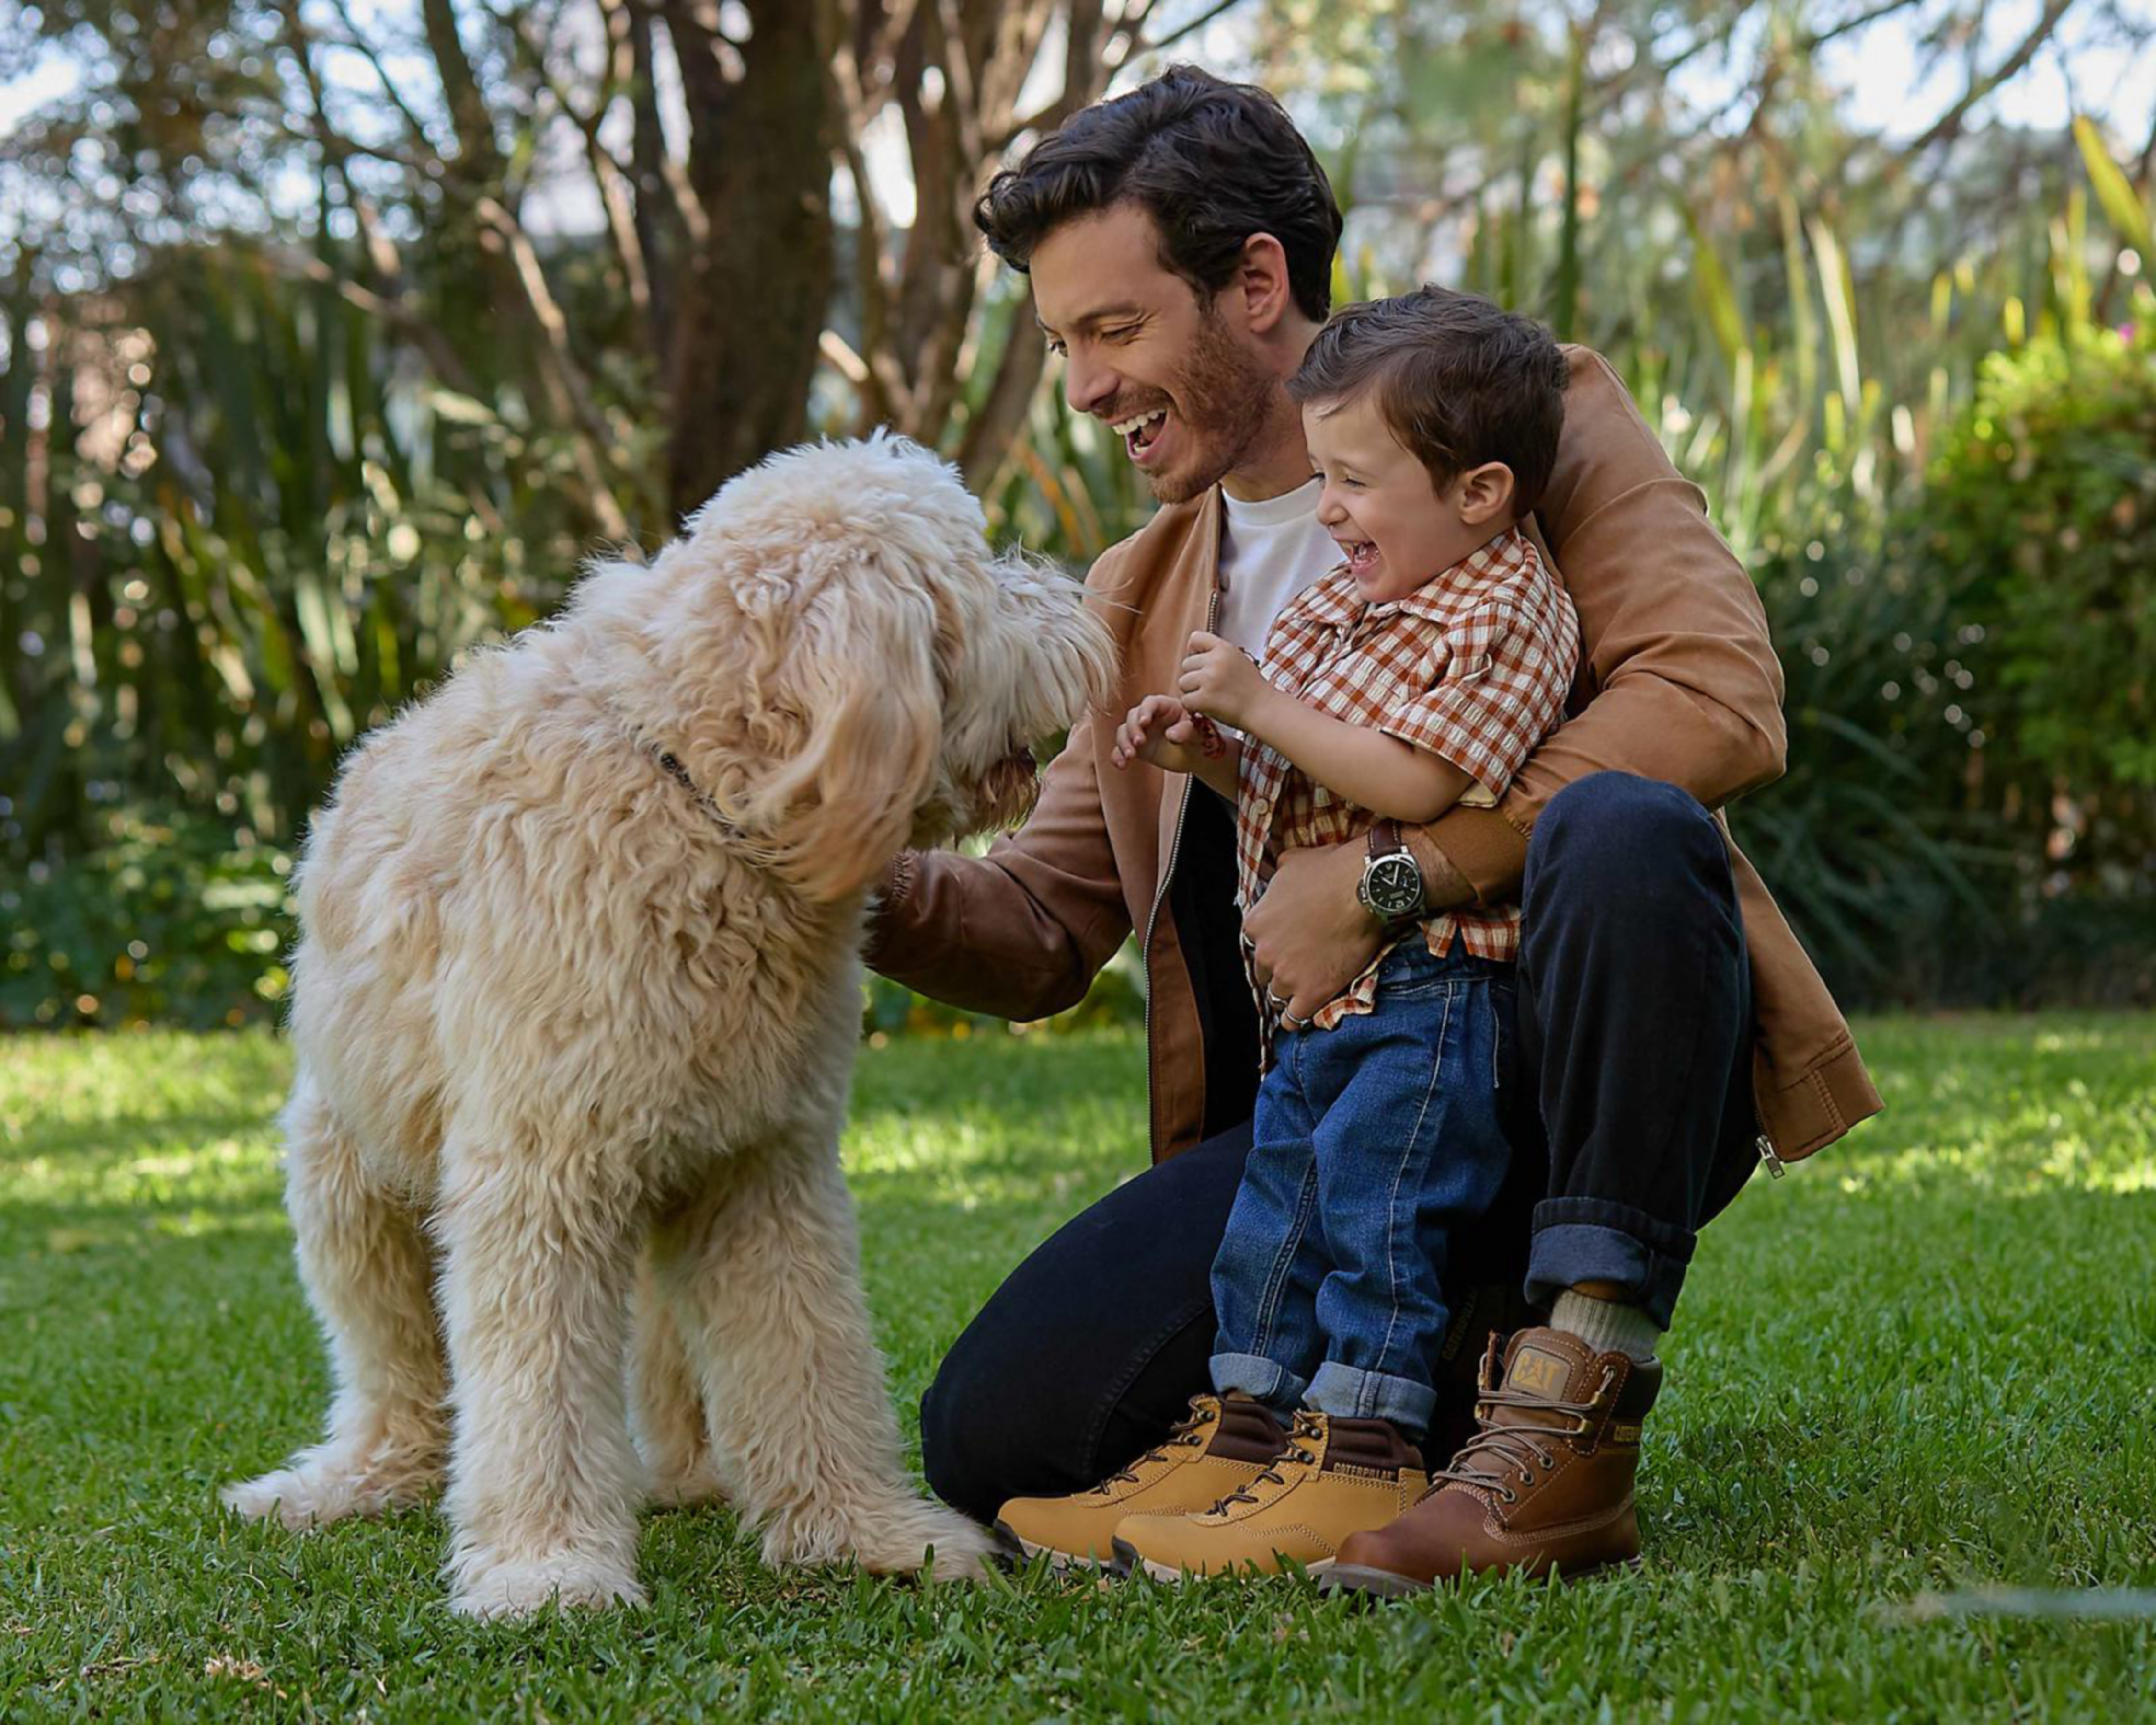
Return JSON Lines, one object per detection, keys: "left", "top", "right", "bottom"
{"left": 434, "top": 1119, "right": 647, "bottom": 1619}
{"left": 655, "top": 1127, "right": 993, "bottom": 1582}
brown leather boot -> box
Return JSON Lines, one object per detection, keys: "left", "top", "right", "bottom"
{"left": 1322, "top": 1327, "right": 1661, "bottom": 1598}
{"left": 1426, "top": 1280, "right": 1542, "bottom": 1468}
{"left": 991, "top": 1394, "right": 1287, "bottom": 1568}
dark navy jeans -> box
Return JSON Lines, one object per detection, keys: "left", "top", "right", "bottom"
{"left": 1211, "top": 942, "right": 1516, "bottom": 1436}
{"left": 917, "top": 771, "right": 1761, "bottom": 1523}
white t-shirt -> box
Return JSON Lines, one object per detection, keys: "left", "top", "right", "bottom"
{"left": 1214, "top": 478, "right": 1339, "bottom": 658}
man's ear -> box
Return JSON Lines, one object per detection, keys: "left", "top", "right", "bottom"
{"left": 1233, "top": 233, "right": 1294, "bottom": 335}
{"left": 1455, "top": 460, "right": 1518, "bottom": 528}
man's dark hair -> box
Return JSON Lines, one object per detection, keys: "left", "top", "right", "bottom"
{"left": 973, "top": 65, "right": 1344, "bottom": 324}
{"left": 1288, "top": 286, "right": 1571, "bottom": 518}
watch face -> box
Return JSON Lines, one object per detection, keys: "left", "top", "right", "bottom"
{"left": 1366, "top": 855, "right": 1422, "bottom": 920}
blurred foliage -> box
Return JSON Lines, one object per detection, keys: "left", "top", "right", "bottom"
{"left": 1923, "top": 319, "right": 2156, "bottom": 859}
{"left": 1, "top": 805, "right": 293, "bottom": 1029}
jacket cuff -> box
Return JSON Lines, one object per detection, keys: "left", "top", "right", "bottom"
{"left": 1418, "top": 805, "right": 1531, "bottom": 907}
{"left": 861, "top": 850, "right": 919, "bottom": 970}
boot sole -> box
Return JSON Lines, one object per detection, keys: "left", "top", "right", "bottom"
{"left": 990, "top": 1520, "right": 1118, "bottom": 1575}
{"left": 1319, "top": 1553, "right": 1646, "bottom": 1601}
{"left": 1109, "top": 1537, "right": 1336, "bottom": 1584}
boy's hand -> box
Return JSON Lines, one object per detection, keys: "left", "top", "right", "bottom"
{"left": 1110, "top": 695, "right": 1212, "bottom": 774}
{"left": 1178, "top": 632, "right": 1271, "bottom": 732}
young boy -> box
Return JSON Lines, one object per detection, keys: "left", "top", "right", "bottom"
{"left": 995, "top": 287, "right": 1580, "bottom": 1578}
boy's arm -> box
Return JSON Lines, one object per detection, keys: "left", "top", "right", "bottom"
{"left": 1111, "top": 695, "right": 1243, "bottom": 802}
{"left": 1237, "top": 688, "right": 1471, "bottom": 824}
{"left": 1188, "top": 737, "right": 1242, "bottom": 805}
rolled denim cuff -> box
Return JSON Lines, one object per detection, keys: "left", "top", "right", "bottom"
{"left": 1525, "top": 1197, "right": 1697, "bottom": 1330}
{"left": 1304, "top": 1361, "right": 1438, "bottom": 1438}
{"left": 1209, "top": 1351, "right": 1307, "bottom": 1416}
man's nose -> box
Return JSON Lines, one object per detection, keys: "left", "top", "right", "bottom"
{"left": 1064, "top": 348, "right": 1119, "bottom": 418}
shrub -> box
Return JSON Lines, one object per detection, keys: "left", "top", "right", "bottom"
{"left": 0, "top": 807, "right": 294, "bottom": 1030}
{"left": 1922, "top": 319, "right": 2156, "bottom": 882}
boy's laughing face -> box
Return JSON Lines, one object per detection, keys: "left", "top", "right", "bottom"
{"left": 1030, "top": 203, "right": 1278, "bottom": 505}
{"left": 1304, "top": 391, "right": 1510, "bottom": 603}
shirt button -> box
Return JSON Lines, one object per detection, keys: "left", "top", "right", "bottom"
{"left": 1251, "top": 796, "right": 1271, "bottom": 817}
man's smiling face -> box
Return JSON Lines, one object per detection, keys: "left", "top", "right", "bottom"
{"left": 1030, "top": 203, "right": 1279, "bottom": 505}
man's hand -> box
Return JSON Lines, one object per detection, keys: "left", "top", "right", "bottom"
{"left": 1111, "top": 694, "right": 1213, "bottom": 775}
{"left": 1177, "top": 631, "right": 1273, "bottom": 732}
{"left": 1244, "top": 840, "right": 1384, "bottom": 1024}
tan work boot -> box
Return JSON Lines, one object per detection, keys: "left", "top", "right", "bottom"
{"left": 1110, "top": 1410, "right": 1426, "bottom": 1580}
{"left": 1323, "top": 1327, "right": 1662, "bottom": 1598}
{"left": 991, "top": 1394, "right": 1286, "bottom": 1568}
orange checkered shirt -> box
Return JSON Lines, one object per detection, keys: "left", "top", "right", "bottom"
{"left": 1234, "top": 526, "right": 1581, "bottom": 1038}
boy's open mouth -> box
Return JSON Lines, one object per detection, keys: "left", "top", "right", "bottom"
{"left": 1111, "top": 405, "right": 1170, "bottom": 467}
{"left": 1343, "top": 540, "right": 1379, "bottom": 577}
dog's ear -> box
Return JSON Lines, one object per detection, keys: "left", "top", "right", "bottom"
{"left": 750, "top": 556, "right": 943, "bottom": 903}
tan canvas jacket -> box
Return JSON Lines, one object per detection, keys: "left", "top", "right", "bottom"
{"left": 868, "top": 347, "right": 1883, "bottom": 1166}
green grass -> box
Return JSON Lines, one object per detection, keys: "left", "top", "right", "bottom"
{"left": 3, "top": 1018, "right": 2155, "bottom": 1722}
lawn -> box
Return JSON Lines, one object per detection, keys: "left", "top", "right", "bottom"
{"left": 3, "top": 1017, "right": 2154, "bottom": 1722}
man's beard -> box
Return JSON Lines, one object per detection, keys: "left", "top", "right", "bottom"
{"left": 1138, "top": 305, "right": 1280, "bottom": 505}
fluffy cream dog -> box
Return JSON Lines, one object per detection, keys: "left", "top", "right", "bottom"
{"left": 222, "top": 434, "right": 1115, "bottom": 1618}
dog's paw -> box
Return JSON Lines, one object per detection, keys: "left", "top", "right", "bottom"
{"left": 760, "top": 1497, "right": 994, "bottom": 1582}
{"left": 220, "top": 1461, "right": 405, "bottom": 1530}
{"left": 221, "top": 1438, "right": 441, "bottom": 1530}
{"left": 863, "top": 1502, "right": 996, "bottom": 1583}
{"left": 446, "top": 1550, "right": 647, "bottom": 1620}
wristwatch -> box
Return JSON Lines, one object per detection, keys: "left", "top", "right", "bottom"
{"left": 1356, "top": 819, "right": 1425, "bottom": 922}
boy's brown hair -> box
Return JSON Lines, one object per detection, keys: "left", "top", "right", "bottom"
{"left": 1287, "top": 286, "right": 1569, "bottom": 518}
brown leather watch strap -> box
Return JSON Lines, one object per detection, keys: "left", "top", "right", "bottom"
{"left": 1367, "top": 817, "right": 1403, "bottom": 860}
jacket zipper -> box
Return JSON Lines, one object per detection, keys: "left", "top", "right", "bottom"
{"left": 1141, "top": 583, "right": 1221, "bottom": 1154}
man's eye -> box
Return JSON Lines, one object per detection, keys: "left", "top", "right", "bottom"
{"left": 1104, "top": 325, "right": 1141, "bottom": 343}
{"left": 1044, "top": 337, "right": 1067, "bottom": 357}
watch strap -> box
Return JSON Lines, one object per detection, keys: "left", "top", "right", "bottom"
{"left": 1366, "top": 817, "right": 1404, "bottom": 861}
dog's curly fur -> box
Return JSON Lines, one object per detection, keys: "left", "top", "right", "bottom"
{"left": 221, "top": 435, "right": 1115, "bottom": 1618}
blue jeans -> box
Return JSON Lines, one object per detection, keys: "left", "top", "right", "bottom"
{"left": 1208, "top": 940, "right": 1516, "bottom": 1438}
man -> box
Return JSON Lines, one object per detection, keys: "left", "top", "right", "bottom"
{"left": 866, "top": 65, "right": 1881, "bottom": 1589}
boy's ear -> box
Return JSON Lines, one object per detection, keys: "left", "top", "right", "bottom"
{"left": 1455, "top": 460, "right": 1518, "bottom": 527}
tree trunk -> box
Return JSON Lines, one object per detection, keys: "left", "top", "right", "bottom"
{"left": 663, "top": 0, "right": 839, "bottom": 520}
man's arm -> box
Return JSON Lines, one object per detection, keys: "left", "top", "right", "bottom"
{"left": 866, "top": 702, "right": 1134, "bottom": 1021}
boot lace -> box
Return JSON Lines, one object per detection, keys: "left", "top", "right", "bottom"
{"left": 1430, "top": 1368, "right": 1615, "bottom": 1506}
{"left": 1209, "top": 1410, "right": 1319, "bottom": 1513}
{"left": 1088, "top": 1397, "right": 1217, "bottom": 1495}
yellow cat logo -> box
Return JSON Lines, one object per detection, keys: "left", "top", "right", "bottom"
{"left": 1509, "top": 1348, "right": 1570, "bottom": 1396}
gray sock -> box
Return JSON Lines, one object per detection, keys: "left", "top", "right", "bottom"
{"left": 1550, "top": 1289, "right": 1663, "bottom": 1363}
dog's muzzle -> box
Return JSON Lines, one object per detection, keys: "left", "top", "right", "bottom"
{"left": 973, "top": 748, "right": 1043, "bottom": 831}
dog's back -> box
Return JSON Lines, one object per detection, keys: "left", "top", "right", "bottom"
{"left": 283, "top": 613, "right": 840, "bottom": 1200}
